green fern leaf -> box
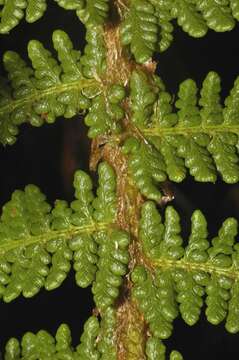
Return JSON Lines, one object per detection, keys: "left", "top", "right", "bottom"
{"left": 0, "top": 29, "right": 124, "bottom": 144}
{"left": 85, "top": 84, "right": 125, "bottom": 138}
{"left": 170, "top": 351, "right": 184, "bottom": 360}
{"left": 120, "top": 0, "right": 158, "bottom": 63}
{"left": 132, "top": 265, "right": 177, "bottom": 339}
{"left": 223, "top": 76, "right": 239, "bottom": 124}
{"left": 149, "top": 0, "right": 174, "bottom": 52}
{"left": 77, "top": 316, "right": 100, "bottom": 359}
{"left": 119, "top": 0, "right": 239, "bottom": 62}
{"left": 146, "top": 336, "right": 183, "bottom": 360}
{"left": 130, "top": 70, "right": 161, "bottom": 127}
{"left": 122, "top": 137, "right": 167, "bottom": 202}
{"left": 138, "top": 71, "right": 239, "bottom": 184}
{"left": 92, "top": 229, "right": 130, "bottom": 311}
{"left": 175, "top": 78, "right": 201, "bottom": 127}
{"left": 97, "top": 306, "right": 117, "bottom": 359}
{"left": 25, "top": 0, "right": 47, "bottom": 23}
{"left": 0, "top": 0, "right": 47, "bottom": 34}
{"left": 52, "top": 29, "right": 91, "bottom": 118}
{"left": 55, "top": 0, "right": 109, "bottom": 26}
{"left": 4, "top": 309, "right": 117, "bottom": 359}
{"left": 199, "top": 71, "right": 223, "bottom": 125}
{"left": 93, "top": 162, "right": 117, "bottom": 223}
{"left": 4, "top": 319, "right": 99, "bottom": 359}
{"left": 0, "top": 162, "right": 120, "bottom": 302}
{"left": 230, "top": 0, "right": 239, "bottom": 20}
{"left": 80, "top": 25, "right": 106, "bottom": 79}
{"left": 171, "top": 0, "right": 208, "bottom": 37}
{"left": 53, "top": 0, "right": 84, "bottom": 11}
{"left": 136, "top": 202, "right": 239, "bottom": 333}
{"left": 0, "top": 30, "right": 108, "bottom": 145}
{"left": 77, "top": 0, "right": 109, "bottom": 26}
{"left": 197, "top": 0, "right": 235, "bottom": 32}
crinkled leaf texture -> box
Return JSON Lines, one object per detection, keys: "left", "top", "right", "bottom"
{"left": 0, "top": 161, "right": 131, "bottom": 304}
{"left": 4, "top": 311, "right": 117, "bottom": 360}
{"left": 4, "top": 315, "right": 183, "bottom": 359}
{"left": 120, "top": 0, "right": 239, "bottom": 63}
{"left": 0, "top": 0, "right": 47, "bottom": 34}
{"left": 124, "top": 70, "right": 239, "bottom": 202}
{"left": 132, "top": 201, "right": 239, "bottom": 337}
{"left": 5, "top": 202, "right": 239, "bottom": 359}
{"left": 54, "top": 0, "right": 110, "bottom": 26}
{"left": 0, "top": 29, "right": 126, "bottom": 145}
{"left": 0, "top": 0, "right": 110, "bottom": 33}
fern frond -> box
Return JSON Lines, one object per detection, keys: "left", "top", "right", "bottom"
{"left": 230, "top": 0, "right": 239, "bottom": 20}
{"left": 146, "top": 337, "right": 183, "bottom": 360}
{"left": 77, "top": 315, "right": 100, "bottom": 359}
{"left": 0, "top": 0, "right": 47, "bottom": 34}
{"left": 122, "top": 137, "right": 167, "bottom": 202}
{"left": 130, "top": 70, "right": 162, "bottom": 127}
{"left": 4, "top": 308, "right": 118, "bottom": 359}
{"left": 149, "top": 0, "right": 174, "bottom": 52}
{"left": 96, "top": 305, "right": 117, "bottom": 358}
{"left": 5, "top": 323, "right": 77, "bottom": 359}
{"left": 0, "top": 0, "right": 110, "bottom": 34}
{"left": 127, "top": 70, "right": 239, "bottom": 192}
{"left": 0, "top": 28, "right": 125, "bottom": 144}
{"left": 54, "top": 0, "right": 109, "bottom": 26}
{"left": 132, "top": 201, "right": 239, "bottom": 335}
{"left": 199, "top": 71, "right": 223, "bottom": 125}
{"left": 0, "top": 161, "right": 125, "bottom": 302}
{"left": 120, "top": 0, "right": 158, "bottom": 64}
{"left": 171, "top": 0, "right": 208, "bottom": 37}
{"left": 93, "top": 229, "right": 130, "bottom": 312}
{"left": 80, "top": 25, "right": 107, "bottom": 79}
{"left": 85, "top": 84, "right": 125, "bottom": 138}
{"left": 0, "top": 30, "right": 96, "bottom": 145}
{"left": 91, "top": 163, "right": 131, "bottom": 310}
{"left": 196, "top": 0, "right": 235, "bottom": 32}
{"left": 120, "top": 0, "right": 239, "bottom": 63}
{"left": 0, "top": 28, "right": 129, "bottom": 145}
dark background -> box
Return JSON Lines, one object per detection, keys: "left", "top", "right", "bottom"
{"left": 0, "top": 3, "right": 239, "bottom": 358}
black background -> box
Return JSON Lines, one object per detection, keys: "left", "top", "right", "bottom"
{"left": 0, "top": 3, "right": 239, "bottom": 358}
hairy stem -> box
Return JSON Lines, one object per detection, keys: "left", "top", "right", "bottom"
{"left": 90, "top": 3, "right": 158, "bottom": 358}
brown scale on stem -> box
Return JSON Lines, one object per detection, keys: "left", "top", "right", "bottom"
{"left": 88, "top": 2, "right": 174, "bottom": 358}
{"left": 101, "top": 140, "right": 151, "bottom": 360}
{"left": 116, "top": 298, "right": 147, "bottom": 360}
{"left": 103, "top": 25, "right": 134, "bottom": 86}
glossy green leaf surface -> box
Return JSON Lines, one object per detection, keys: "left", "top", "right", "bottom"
{"left": 0, "top": 28, "right": 128, "bottom": 145}
{"left": 0, "top": 0, "right": 47, "bottom": 34}
{"left": 0, "top": 30, "right": 94, "bottom": 145}
{"left": 0, "top": 161, "right": 121, "bottom": 302}
{"left": 134, "top": 201, "right": 239, "bottom": 333}
{"left": 120, "top": 0, "right": 239, "bottom": 62}
{"left": 122, "top": 137, "right": 167, "bottom": 202}
{"left": 4, "top": 311, "right": 118, "bottom": 360}
{"left": 129, "top": 70, "right": 239, "bottom": 185}
{"left": 55, "top": 0, "right": 109, "bottom": 26}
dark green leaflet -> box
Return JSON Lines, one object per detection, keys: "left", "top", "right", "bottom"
{"left": 0, "top": 161, "right": 127, "bottom": 303}
{"left": 55, "top": 0, "right": 110, "bottom": 26}
{"left": 128, "top": 70, "right": 239, "bottom": 193}
{"left": 4, "top": 311, "right": 117, "bottom": 360}
{"left": 0, "top": 28, "right": 127, "bottom": 145}
{"left": 0, "top": 0, "right": 47, "bottom": 34}
{"left": 0, "top": 30, "right": 92, "bottom": 145}
{"left": 0, "top": 0, "right": 110, "bottom": 34}
{"left": 134, "top": 201, "right": 239, "bottom": 334}
{"left": 119, "top": 0, "right": 239, "bottom": 63}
